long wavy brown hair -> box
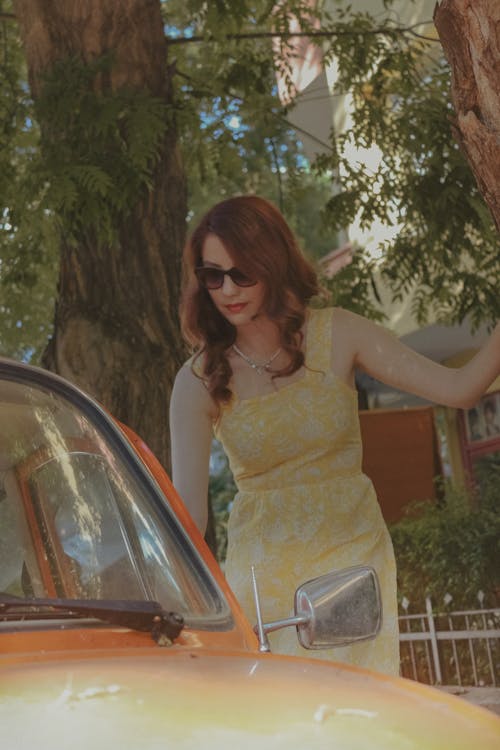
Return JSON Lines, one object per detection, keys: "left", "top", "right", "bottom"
{"left": 180, "top": 195, "right": 320, "bottom": 406}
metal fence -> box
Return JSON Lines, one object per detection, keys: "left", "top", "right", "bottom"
{"left": 398, "top": 597, "right": 500, "bottom": 686}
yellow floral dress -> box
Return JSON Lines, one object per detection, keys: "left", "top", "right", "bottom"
{"left": 215, "top": 306, "right": 399, "bottom": 675}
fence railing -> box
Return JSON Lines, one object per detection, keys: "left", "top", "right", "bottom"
{"left": 398, "top": 597, "right": 500, "bottom": 686}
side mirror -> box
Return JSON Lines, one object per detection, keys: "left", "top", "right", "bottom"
{"left": 252, "top": 565, "right": 382, "bottom": 652}
{"left": 295, "top": 565, "right": 382, "bottom": 649}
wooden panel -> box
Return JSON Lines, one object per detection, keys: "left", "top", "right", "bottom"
{"left": 359, "top": 406, "right": 442, "bottom": 524}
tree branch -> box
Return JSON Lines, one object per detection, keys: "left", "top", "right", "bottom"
{"left": 166, "top": 22, "right": 439, "bottom": 46}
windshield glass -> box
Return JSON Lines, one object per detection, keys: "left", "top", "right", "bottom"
{"left": 0, "top": 366, "right": 232, "bottom": 630}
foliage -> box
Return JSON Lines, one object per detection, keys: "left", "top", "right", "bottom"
{"left": 319, "top": 252, "right": 385, "bottom": 322}
{"left": 30, "top": 55, "right": 169, "bottom": 245}
{"left": 165, "top": 0, "right": 339, "bottom": 260}
{"left": 390, "top": 474, "right": 500, "bottom": 610}
{"left": 2, "top": 0, "right": 500, "bottom": 362}
{"left": 0, "top": 0, "right": 58, "bottom": 360}
{"left": 208, "top": 440, "right": 237, "bottom": 563}
{"left": 313, "top": 4, "right": 500, "bottom": 328}
{"left": 0, "top": 8, "right": 170, "bottom": 361}
{"left": 1, "top": 0, "right": 346, "bottom": 360}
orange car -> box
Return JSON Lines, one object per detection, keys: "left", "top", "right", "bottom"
{"left": 1, "top": 357, "right": 499, "bottom": 749}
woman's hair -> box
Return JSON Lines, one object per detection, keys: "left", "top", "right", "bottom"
{"left": 180, "top": 195, "right": 320, "bottom": 406}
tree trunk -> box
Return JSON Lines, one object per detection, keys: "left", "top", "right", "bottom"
{"left": 13, "top": 0, "right": 187, "bottom": 469}
{"left": 434, "top": 0, "right": 500, "bottom": 233}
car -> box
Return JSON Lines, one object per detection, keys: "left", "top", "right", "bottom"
{"left": 0, "top": 355, "right": 499, "bottom": 749}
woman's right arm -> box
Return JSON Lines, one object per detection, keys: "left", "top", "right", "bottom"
{"left": 169, "top": 363, "right": 216, "bottom": 535}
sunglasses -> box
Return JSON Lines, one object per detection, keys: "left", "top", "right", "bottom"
{"left": 194, "top": 266, "right": 257, "bottom": 290}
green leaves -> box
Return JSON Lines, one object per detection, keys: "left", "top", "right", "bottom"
{"left": 390, "top": 470, "right": 500, "bottom": 608}
{"left": 2, "top": 0, "right": 500, "bottom": 361}
{"left": 313, "top": 8, "right": 500, "bottom": 327}
{"left": 208, "top": 440, "right": 237, "bottom": 562}
{"left": 28, "top": 55, "right": 169, "bottom": 245}
{"left": 0, "top": 15, "right": 170, "bottom": 359}
{"left": 320, "top": 251, "right": 385, "bottom": 322}
{"left": 0, "top": 0, "right": 57, "bottom": 360}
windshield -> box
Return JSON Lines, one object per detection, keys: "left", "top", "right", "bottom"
{"left": 0, "top": 363, "right": 232, "bottom": 630}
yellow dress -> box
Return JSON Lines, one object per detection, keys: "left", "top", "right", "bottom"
{"left": 215, "top": 306, "right": 400, "bottom": 675}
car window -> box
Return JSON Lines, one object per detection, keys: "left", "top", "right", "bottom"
{"left": 0, "top": 372, "right": 232, "bottom": 630}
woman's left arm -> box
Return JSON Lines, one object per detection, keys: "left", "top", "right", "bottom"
{"left": 333, "top": 308, "right": 500, "bottom": 409}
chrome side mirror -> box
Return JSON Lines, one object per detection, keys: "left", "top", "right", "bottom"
{"left": 252, "top": 565, "right": 382, "bottom": 653}
{"left": 295, "top": 565, "right": 382, "bottom": 649}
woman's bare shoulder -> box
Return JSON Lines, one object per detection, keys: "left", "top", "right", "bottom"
{"left": 172, "top": 357, "right": 216, "bottom": 416}
{"left": 329, "top": 307, "right": 387, "bottom": 377}
{"left": 330, "top": 305, "right": 363, "bottom": 339}
{"left": 331, "top": 305, "right": 362, "bottom": 324}
{"left": 331, "top": 306, "right": 385, "bottom": 338}
{"left": 174, "top": 355, "right": 204, "bottom": 389}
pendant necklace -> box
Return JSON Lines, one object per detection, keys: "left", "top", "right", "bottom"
{"left": 232, "top": 343, "right": 281, "bottom": 375}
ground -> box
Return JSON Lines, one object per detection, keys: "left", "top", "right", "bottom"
{"left": 438, "top": 686, "right": 500, "bottom": 716}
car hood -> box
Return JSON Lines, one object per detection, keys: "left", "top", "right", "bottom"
{"left": 1, "top": 648, "right": 499, "bottom": 750}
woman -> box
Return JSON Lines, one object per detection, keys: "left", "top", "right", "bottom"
{"left": 170, "top": 195, "right": 500, "bottom": 675}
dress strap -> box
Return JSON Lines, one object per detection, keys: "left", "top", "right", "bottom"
{"left": 305, "top": 306, "right": 333, "bottom": 373}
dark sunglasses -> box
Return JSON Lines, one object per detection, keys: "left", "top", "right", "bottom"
{"left": 194, "top": 266, "right": 257, "bottom": 290}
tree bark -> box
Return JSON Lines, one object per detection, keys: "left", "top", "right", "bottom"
{"left": 13, "top": 0, "right": 187, "bottom": 469}
{"left": 434, "top": 0, "right": 500, "bottom": 232}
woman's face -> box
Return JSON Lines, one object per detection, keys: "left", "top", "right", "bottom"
{"left": 200, "top": 234, "right": 267, "bottom": 327}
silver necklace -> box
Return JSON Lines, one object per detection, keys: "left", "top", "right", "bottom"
{"left": 232, "top": 343, "right": 281, "bottom": 375}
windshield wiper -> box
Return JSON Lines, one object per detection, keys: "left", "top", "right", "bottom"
{"left": 0, "top": 594, "right": 184, "bottom": 645}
